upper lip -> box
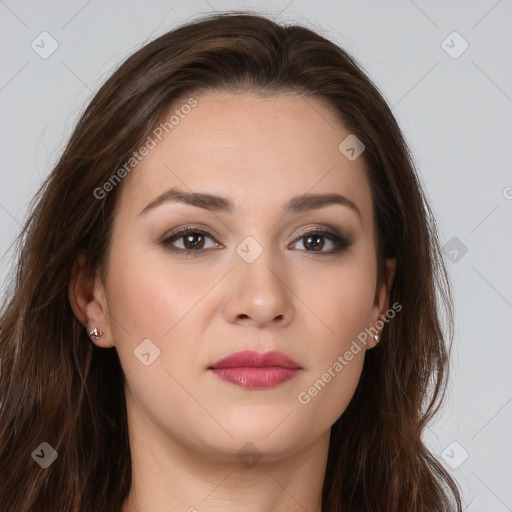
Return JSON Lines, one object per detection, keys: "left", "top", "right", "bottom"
{"left": 209, "top": 350, "right": 302, "bottom": 370}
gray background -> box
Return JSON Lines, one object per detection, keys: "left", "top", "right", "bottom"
{"left": 1, "top": 1, "right": 511, "bottom": 510}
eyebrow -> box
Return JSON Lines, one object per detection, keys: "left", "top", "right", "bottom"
{"left": 139, "top": 186, "right": 362, "bottom": 220}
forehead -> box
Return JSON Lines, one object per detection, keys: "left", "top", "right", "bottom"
{"left": 117, "top": 91, "right": 373, "bottom": 225}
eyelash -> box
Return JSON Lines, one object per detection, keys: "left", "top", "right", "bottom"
{"left": 160, "top": 225, "right": 353, "bottom": 258}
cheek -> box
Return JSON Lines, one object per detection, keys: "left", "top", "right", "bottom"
{"left": 106, "top": 238, "right": 205, "bottom": 338}
{"left": 295, "top": 256, "right": 375, "bottom": 419}
{"left": 105, "top": 242, "right": 213, "bottom": 429}
{"left": 305, "top": 256, "right": 377, "bottom": 346}
{"left": 297, "top": 349, "right": 365, "bottom": 427}
{"left": 104, "top": 239, "right": 205, "bottom": 381}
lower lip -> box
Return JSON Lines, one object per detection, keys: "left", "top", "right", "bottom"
{"left": 209, "top": 367, "right": 300, "bottom": 389}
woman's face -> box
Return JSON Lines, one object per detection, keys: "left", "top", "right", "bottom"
{"left": 89, "top": 91, "right": 395, "bottom": 461}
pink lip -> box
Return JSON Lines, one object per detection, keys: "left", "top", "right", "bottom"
{"left": 208, "top": 350, "right": 302, "bottom": 389}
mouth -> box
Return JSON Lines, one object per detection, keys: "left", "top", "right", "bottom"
{"left": 208, "top": 350, "right": 303, "bottom": 389}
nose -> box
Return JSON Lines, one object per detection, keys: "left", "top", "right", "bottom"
{"left": 222, "top": 248, "right": 294, "bottom": 328}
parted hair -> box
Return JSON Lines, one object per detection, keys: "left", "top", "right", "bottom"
{"left": 0, "top": 11, "right": 462, "bottom": 512}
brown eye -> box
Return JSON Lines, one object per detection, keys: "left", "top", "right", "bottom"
{"left": 161, "top": 227, "right": 221, "bottom": 256}
{"left": 161, "top": 225, "right": 352, "bottom": 257}
{"left": 290, "top": 229, "right": 353, "bottom": 254}
{"left": 302, "top": 234, "right": 326, "bottom": 251}
{"left": 181, "top": 232, "right": 206, "bottom": 250}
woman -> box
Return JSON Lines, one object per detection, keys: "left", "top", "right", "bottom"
{"left": 0, "top": 11, "right": 462, "bottom": 512}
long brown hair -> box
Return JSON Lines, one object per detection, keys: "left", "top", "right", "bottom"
{"left": 0, "top": 11, "right": 462, "bottom": 511}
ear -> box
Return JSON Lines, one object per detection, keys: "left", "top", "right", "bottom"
{"left": 68, "top": 253, "right": 114, "bottom": 348}
{"left": 367, "top": 257, "right": 397, "bottom": 349}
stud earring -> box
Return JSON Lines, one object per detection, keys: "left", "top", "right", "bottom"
{"left": 88, "top": 327, "right": 103, "bottom": 340}
{"left": 373, "top": 333, "right": 379, "bottom": 344}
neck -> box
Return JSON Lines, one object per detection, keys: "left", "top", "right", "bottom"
{"left": 121, "top": 394, "right": 329, "bottom": 512}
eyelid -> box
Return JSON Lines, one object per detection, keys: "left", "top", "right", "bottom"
{"left": 162, "top": 224, "right": 222, "bottom": 243}
{"left": 293, "top": 225, "right": 341, "bottom": 240}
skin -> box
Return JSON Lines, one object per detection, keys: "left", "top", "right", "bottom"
{"left": 69, "top": 91, "right": 396, "bottom": 512}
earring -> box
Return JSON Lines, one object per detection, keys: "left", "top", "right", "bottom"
{"left": 373, "top": 333, "right": 379, "bottom": 344}
{"left": 89, "top": 327, "right": 103, "bottom": 340}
